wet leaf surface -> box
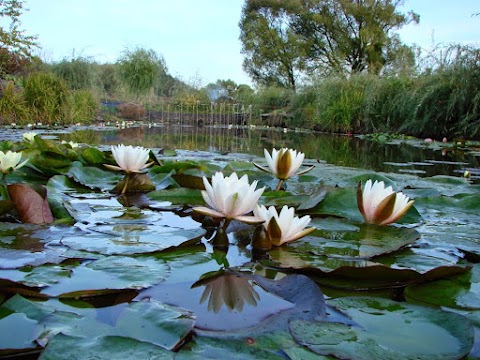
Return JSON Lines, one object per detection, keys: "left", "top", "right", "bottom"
{"left": 290, "top": 296, "right": 474, "bottom": 360}
{"left": 0, "top": 130, "right": 479, "bottom": 357}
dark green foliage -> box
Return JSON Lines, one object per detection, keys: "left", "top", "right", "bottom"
{"left": 239, "top": 0, "right": 418, "bottom": 89}
{"left": 277, "top": 45, "right": 480, "bottom": 139}
{"left": 23, "top": 72, "right": 69, "bottom": 124}
{"left": 50, "top": 57, "right": 99, "bottom": 90}
{"left": 67, "top": 90, "right": 99, "bottom": 124}
{"left": 116, "top": 48, "right": 166, "bottom": 96}
{"left": 0, "top": 80, "right": 30, "bottom": 124}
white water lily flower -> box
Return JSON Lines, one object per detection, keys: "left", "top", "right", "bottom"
{"left": 23, "top": 132, "right": 38, "bottom": 143}
{"left": 104, "top": 144, "right": 153, "bottom": 173}
{"left": 0, "top": 151, "right": 29, "bottom": 174}
{"left": 193, "top": 172, "right": 265, "bottom": 224}
{"left": 357, "top": 179, "right": 414, "bottom": 225}
{"left": 254, "top": 148, "right": 314, "bottom": 181}
{"left": 61, "top": 140, "right": 79, "bottom": 148}
{"left": 254, "top": 204, "right": 315, "bottom": 246}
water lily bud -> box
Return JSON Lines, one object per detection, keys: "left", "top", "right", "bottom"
{"left": 357, "top": 180, "right": 414, "bottom": 226}
{"left": 251, "top": 225, "right": 272, "bottom": 251}
{"left": 254, "top": 205, "right": 315, "bottom": 246}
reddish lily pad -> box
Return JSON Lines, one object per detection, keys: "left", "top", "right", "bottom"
{"left": 8, "top": 184, "right": 54, "bottom": 224}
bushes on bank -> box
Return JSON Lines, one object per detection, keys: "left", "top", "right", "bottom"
{"left": 281, "top": 45, "right": 480, "bottom": 139}
{"left": 0, "top": 72, "right": 99, "bottom": 126}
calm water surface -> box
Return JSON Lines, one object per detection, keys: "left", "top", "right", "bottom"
{"left": 59, "top": 125, "right": 479, "bottom": 181}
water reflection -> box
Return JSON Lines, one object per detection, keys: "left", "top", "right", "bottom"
{"left": 59, "top": 125, "right": 479, "bottom": 180}
{"left": 192, "top": 270, "right": 259, "bottom": 313}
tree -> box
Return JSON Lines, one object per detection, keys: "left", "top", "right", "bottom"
{"left": 239, "top": 0, "right": 307, "bottom": 91}
{"left": 239, "top": 0, "right": 419, "bottom": 88}
{"left": 0, "top": 0, "right": 37, "bottom": 56}
{"left": 291, "top": 0, "right": 419, "bottom": 76}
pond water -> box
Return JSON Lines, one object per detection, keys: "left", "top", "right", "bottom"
{"left": 1, "top": 124, "right": 479, "bottom": 359}
{"left": 58, "top": 125, "right": 480, "bottom": 182}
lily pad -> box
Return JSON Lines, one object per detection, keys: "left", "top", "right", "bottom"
{"left": 289, "top": 296, "right": 474, "bottom": 360}
{"left": 40, "top": 256, "right": 169, "bottom": 297}
{"left": 405, "top": 263, "right": 480, "bottom": 309}
{"left": 147, "top": 188, "right": 204, "bottom": 205}
{"left": 288, "top": 224, "right": 420, "bottom": 259}
{"left": 306, "top": 185, "right": 422, "bottom": 224}
{"left": 41, "top": 334, "right": 174, "bottom": 360}
{"left": 61, "top": 225, "right": 205, "bottom": 255}
{"left": 66, "top": 161, "right": 121, "bottom": 191}
{"left": 0, "top": 311, "right": 39, "bottom": 351}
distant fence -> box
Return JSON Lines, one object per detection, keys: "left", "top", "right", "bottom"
{"left": 101, "top": 101, "right": 292, "bottom": 128}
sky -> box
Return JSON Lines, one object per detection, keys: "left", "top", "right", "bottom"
{"left": 18, "top": 0, "right": 480, "bottom": 87}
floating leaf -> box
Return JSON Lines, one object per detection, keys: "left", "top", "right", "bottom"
{"left": 8, "top": 184, "right": 54, "bottom": 224}
{"left": 288, "top": 224, "right": 420, "bottom": 259}
{"left": 147, "top": 188, "right": 204, "bottom": 205}
{"left": 41, "top": 256, "right": 169, "bottom": 297}
{"left": 289, "top": 296, "right": 474, "bottom": 360}
{"left": 0, "top": 311, "right": 39, "bottom": 352}
{"left": 66, "top": 161, "right": 121, "bottom": 191}
{"left": 61, "top": 226, "right": 205, "bottom": 255}
{"left": 41, "top": 334, "right": 174, "bottom": 360}
{"left": 306, "top": 185, "right": 422, "bottom": 224}
{"left": 112, "top": 173, "right": 155, "bottom": 193}
{"left": 181, "top": 336, "right": 285, "bottom": 359}
{"left": 405, "top": 264, "right": 480, "bottom": 310}
{"left": 80, "top": 147, "right": 106, "bottom": 165}
{"left": 260, "top": 191, "right": 309, "bottom": 207}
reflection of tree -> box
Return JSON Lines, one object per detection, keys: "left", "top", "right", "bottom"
{"left": 192, "top": 270, "right": 260, "bottom": 313}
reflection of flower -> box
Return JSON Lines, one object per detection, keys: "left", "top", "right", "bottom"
{"left": 104, "top": 144, "right": 153, "bottom": 173}
{"left": 0, "top": 150, "right": 28, "bottom": 175}
{"left": 193, "top": 172, "right": 265, "bottom": 225}
{"left": 195, "top": 272, "right": 260, "bottom": 313}
{"left": 357, "top": 179, "right": 414, "bottom": 225}
{"left": 23, "top": 131, "right": 37, "bottom": 143}
{"left": 254, "top": 148, "right": 313, "bottom": 190}
{"left": 254, "top": 205, "right": 315, "bottom": 246}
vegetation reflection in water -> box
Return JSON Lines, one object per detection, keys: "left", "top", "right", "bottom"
{"left": 60, "top": 125, "right": 480, "bottom": 181}
{"left": 0, "top": 126, "right": 478, "bottom": 359}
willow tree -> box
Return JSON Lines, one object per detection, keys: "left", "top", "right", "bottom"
{"left": 239, "top": 0, "right": 419, "bottom": 88}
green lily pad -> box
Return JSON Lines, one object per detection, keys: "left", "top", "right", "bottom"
{"left": 306, "top": 185, "right": 422, "bottom": 224}
{"left": 288, "top": 223, "right": 420, "bottom": 259}
{"left": 0, "top": 311, "right": 39, "bottom": 351}
{"left": 147, "top": 188, "right": 204, "bottom": 205}
{"left": 260, "top": 191, "right": 309, "bottom": 207}
{"left": 40, "top": 256, "right": 169, "bottom": 297}
{"left": 61, "top": 225, "right": 205, "bottom": 255}
{"left": 405, "top": 264, "right": 480, "bottom": 309}
{"left": 179, "top": 336, "right": 285, "bottom": 359}
{"left": 40, "top": 334, "right": 174, "bottom": 360}
{"left": 66, "top": 161, "right": 121, "bottom": 191}
{"left": 289, "top": 296, "right": 474, "bottom": 360}
{"left": 79, "top": 147, "right": 107, "bottom": 165}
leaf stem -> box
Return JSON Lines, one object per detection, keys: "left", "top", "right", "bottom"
{"left": 275, "top": 179, "right": 284, "bottom": 191}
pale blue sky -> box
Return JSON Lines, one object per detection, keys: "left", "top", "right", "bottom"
{"left": 20, "top": 1, "right": 479, "bottom": 87}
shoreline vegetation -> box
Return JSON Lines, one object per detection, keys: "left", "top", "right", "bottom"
{"left": 1, "top": 44, "right": 479, "bottom": 141}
